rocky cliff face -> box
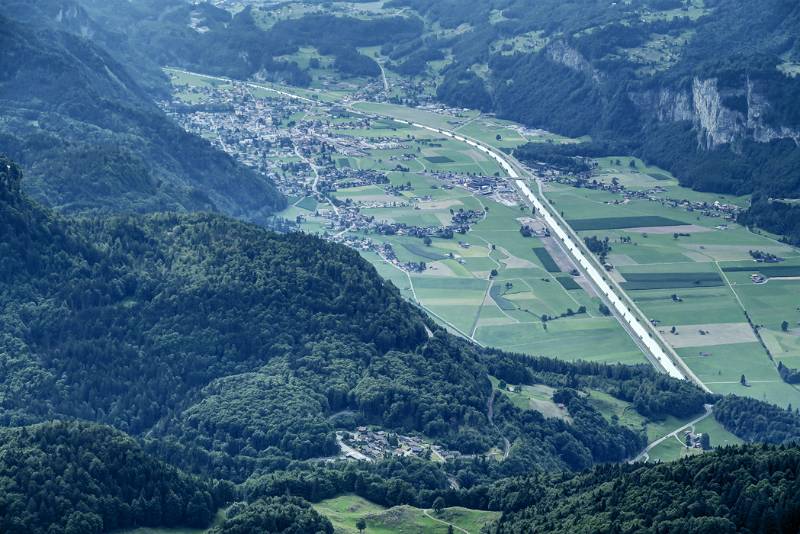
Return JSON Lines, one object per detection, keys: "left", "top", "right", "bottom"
{"left": 631, "top": 77, "right": 800, "bottom": 149}
{"left": 691, "top": 77, "right": 746, "bottom": 148}
{"left": 545, "top": 41, "right": 600, "bottom": 83}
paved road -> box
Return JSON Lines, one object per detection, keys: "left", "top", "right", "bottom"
{"left": 632, "top": 404, "right": 713, "bottom": 463}
{"left": 422, "top": 510, "right": 470, "bottom": 534}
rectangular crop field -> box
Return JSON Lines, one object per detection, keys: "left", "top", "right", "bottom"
{"left": 557, "top": 276, "right": 581, "bottom": 290}
{"left": 425, "top": 155, "right": 455, "bottom": 164}
{"left": 723, "top": 265, "right": 800, "bottom": 277}
{"left": 403, "top": 243, "right": 448, "bottom": 261}
{"left": 489, "top": 285, "right": 516, "bottom": 310}
{"left": 568, "top": 216, "right": 688, "bottom": 231}
{"left": 621, "top": 272, "right": 724, "bottom": 290}
{"left": 533, "top": 247, "right": 561, "bottom": 272}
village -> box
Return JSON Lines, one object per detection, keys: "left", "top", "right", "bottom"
{"left": 161, "top": 75, "right": 527, "bottom": 276}
{"left": 336, "top": 428, "right": 461, "bottom": 463}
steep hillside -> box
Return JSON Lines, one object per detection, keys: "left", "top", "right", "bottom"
{"left": 0, "top": 157, "right": 711, "bottom": 484}
{"left": 0, "top": 13, "right": 284, "bottom": 218}
{"left": 0, "top": 421, "right": 229, "bottom": 534}
{"left": 493, "top": 445, "right": 800, "bottom": 533}
{"left": 8, "top": 0, "right": 424, "bottom": 85}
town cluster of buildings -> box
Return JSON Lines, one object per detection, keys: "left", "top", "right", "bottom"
{"left": 337, "top": 428, "right": 458, "bottom": 462}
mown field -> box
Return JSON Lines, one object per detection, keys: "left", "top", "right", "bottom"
{"left": 547, "top": 173, "right": 800, "bottom": 407}
{"left": 312, "top": 494, "right": 500, "bottom": 534}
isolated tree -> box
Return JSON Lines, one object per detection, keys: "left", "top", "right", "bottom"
{"left": 782, "top": 320, "right": 790, "bottom": 332}
{"left": 599, "top": 303, "right": 610, "bottom": 316}
{"left": 490, "top": 269, "right": 498, "bottom": 278}
{"left": 700, "top": 433, "right": 711, "bottom": 450}
{"left": 448, "top": 525, "right": 454, "bottom": 534}
{"left": 740, "top": 374, "right": 747, "bottom": 386}
{"left": 433, "top": 497, "right": 446, "bottom": 515}
{"left": 423, "top": 236, "right": 432, "bottom": 246}
{"left": 356, "top": 517, "right": 366, "bottom": 533}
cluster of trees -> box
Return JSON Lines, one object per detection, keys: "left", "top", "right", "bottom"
{"left": 486, "top": 349, "right": 714, "bottom": 420}
{"left": 210, "top": 497, "right": 332, "bottom": 534}
{"left": 494, "top": 445, "right": 800, "bottom": 533}
{"left": 714, "top": 395, "right": 800, "bottom": 444}
{"left": 584, "top": 235, "right": 612, "bottom": 263}
{"left": 778, "top": 361, "right": 800, "bottom": 384}
{"left": 0, "top": 421, "right": 231, "bottom": 534}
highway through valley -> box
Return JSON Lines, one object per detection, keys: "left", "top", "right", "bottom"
{"left": 165, "top": 67, "right": 706, "bottom": 390}
{"left": 391, "top": 117, "right": 708, "bottom": 390}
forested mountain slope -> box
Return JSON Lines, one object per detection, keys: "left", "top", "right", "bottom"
{"left": 0, "top": 13, "right": 284, "bottom": 218}
{"left": 0, "top": 421, "right": 230, "bottom": 534}
{"left": 494, "top": 445, "right": 800, "bottom": 533}
{"left": 0, "top": 156, "right": 711, "bottom": 485}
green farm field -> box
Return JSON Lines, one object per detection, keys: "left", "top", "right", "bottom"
{"left": 293, "top": 121, "right": 649, "bottom": 364}
{"left": 547, "top": 173, "right": 800, "bottom": 407}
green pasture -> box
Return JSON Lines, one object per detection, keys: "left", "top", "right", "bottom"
{"left": 632, "top": 287, "right": 746, "bottom": 325}
{"left": 313, "top": 495, "right": 499, "bottom": 534}
{"left": 476, "top": 317, "right": 644, "bottom": 364}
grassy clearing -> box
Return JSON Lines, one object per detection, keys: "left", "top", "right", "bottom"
{"left": 491, "top": 377, "right": 571, "bottom": 421}
{"left": 587, "top": 390, "right": 647, "bottom": 430}
{"left": 312, "top": 495, "right": 499, "bottom": 534}
{"left": 117, "top": 509, "right": 226, "bottom": 534}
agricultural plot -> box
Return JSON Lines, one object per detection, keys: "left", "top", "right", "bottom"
{"left": 533, "top": 247, "right": 561, "bottom": 272}
{"left": 620, "top": 272, "right": 724, "bottom": 290}
{"left": 547, "top": 174, "right": 800, "bottom": 407}
{"left": 299, "top": 124, "right": 647, "bottom": 365}
{"left": 568, "top": 216, "right": 687, "bottom": 231}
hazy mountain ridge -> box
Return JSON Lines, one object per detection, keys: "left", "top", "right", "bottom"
{"left": 0, "top": 9, "right": 285, "bottom": 219}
